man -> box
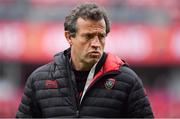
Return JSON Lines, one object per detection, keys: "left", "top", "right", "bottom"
{"left": 16, "top": 3, "right": 154, "bottom": 118}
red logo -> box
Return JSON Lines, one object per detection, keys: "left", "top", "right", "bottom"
{"left": 45, "top": 80, "right": 58, "bottom": 89}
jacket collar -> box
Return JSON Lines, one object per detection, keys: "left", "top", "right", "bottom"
{"left": 93, "top": 52, "right": 125, "bottom": 81}
{"left": 54, "top": 48, "right": 124, "bottom": 73}
{"left": 54, "top": 48, "right": 71, "bottom": 66}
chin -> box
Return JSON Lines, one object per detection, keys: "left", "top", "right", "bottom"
{"left": 89, "top": 58, "right": 99, "bottom": 64}
{"left": 84, "top": 54, "right": 101, "bottom": 65}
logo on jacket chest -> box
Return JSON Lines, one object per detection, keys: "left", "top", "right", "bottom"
{"left": 45, "top": 80, "right": 58, "bottom": 89}
{"left": 104, "top": 78, "right": 116, "bottom": 89}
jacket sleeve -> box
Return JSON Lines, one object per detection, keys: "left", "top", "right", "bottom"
{"left": 16, "top": 75, "right": 34, "bottom": 118}
{"left": 16, "top": 74, "right": 41, "bottom": 118}
{"left": 120, "top": 65, "right": 154, "bottom": 118}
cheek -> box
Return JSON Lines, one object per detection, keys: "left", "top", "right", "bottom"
{"left": 77, "top": 43, "right": 88, "bottom": 54}
{"left": 101, "top": 42, "right": 105, "bottom": 49}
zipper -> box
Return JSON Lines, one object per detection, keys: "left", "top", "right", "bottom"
{"left": 76, "top": 110, "right": 79, "bottom": 117}
{"left": 64, "top": 56, "right": 80, "bottom": 117}
{"left": 70, "top": 71, "right": 80, "bottom": 117}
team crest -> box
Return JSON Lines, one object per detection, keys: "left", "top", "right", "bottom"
{"left": 104, "top": 78, "right": 116, "bottom": 89}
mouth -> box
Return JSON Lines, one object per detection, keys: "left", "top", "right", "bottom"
{"left": 89, "top": 51, "right": 101, "bottom": 57}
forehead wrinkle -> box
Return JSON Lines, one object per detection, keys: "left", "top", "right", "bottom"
{"left": 84, "top": 25, "right": 106, "bottom": 35}
{"left": 76, "top": 18, "right": 106, "bottom": 33}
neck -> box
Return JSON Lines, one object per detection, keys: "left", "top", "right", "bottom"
{"left": 70, "top": 53, "right": 94, "bottom": 71}
{"left": 71, "top": 58, "right": 94, "bottom": 71}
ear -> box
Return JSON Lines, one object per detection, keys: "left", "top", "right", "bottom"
{"left": 65, "top": 31, "right": 73, "bottom": 46}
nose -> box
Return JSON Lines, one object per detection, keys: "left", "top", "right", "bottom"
{"left": 91, "top": 36, "right": 101, "bottom": 48}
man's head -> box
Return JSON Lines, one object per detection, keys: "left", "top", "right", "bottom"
{"left": 64, "top": 3, "right": 110, "bottom": 71}
{"left": 64, "top": 3, "right": 110, "bottom": 37}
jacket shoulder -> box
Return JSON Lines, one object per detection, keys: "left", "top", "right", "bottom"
{"left": 116, "top": 64, "right": 143, "bottom": 86}
{"left": 29, "top": 51, "right": 67, "bottom": 82}
{"left": 29, "top": 62, "right": 54, "bottom": 81}
{"left": 119, "top": 64, "right": 139, "bottom": 79}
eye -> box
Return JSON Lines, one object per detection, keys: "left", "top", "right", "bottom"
{"left": 98, "top": 34, "right": 106, "bottom": 40}
{"left": 85, "top": 34, "right": 94, "bottom": 40}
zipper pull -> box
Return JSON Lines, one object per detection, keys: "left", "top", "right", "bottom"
{"left": 76, "top": 110, "right": 79, "bottom": 117}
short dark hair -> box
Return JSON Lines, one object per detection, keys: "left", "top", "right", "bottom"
{"left": 64, "top": 3, "right": 110, "bottom": 37}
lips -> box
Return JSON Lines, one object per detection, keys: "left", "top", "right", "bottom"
{"left": 89, "top": 51, "right": 101, "bottom": 57}
{"left": 89, "top": 50, "right": 101, "bottom": 54}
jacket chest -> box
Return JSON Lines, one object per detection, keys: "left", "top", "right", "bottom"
{"left": 35, "top": 78, "right": 127, "bottom": 117}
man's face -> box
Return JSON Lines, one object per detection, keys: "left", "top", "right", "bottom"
{"left": 69, "top": 17, "right": 106, "bottom": 69}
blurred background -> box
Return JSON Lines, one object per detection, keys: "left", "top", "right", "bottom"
{"left": 0, "top": 0, "right": 180, "bottom": 117}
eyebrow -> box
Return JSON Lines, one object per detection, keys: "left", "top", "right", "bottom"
{"left": 82, "top": 32, "right": 106, "bottom": 36}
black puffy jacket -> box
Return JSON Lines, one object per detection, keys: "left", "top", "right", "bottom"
{"left": 16, "top": 49, "right": 154, "bottom": 118}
